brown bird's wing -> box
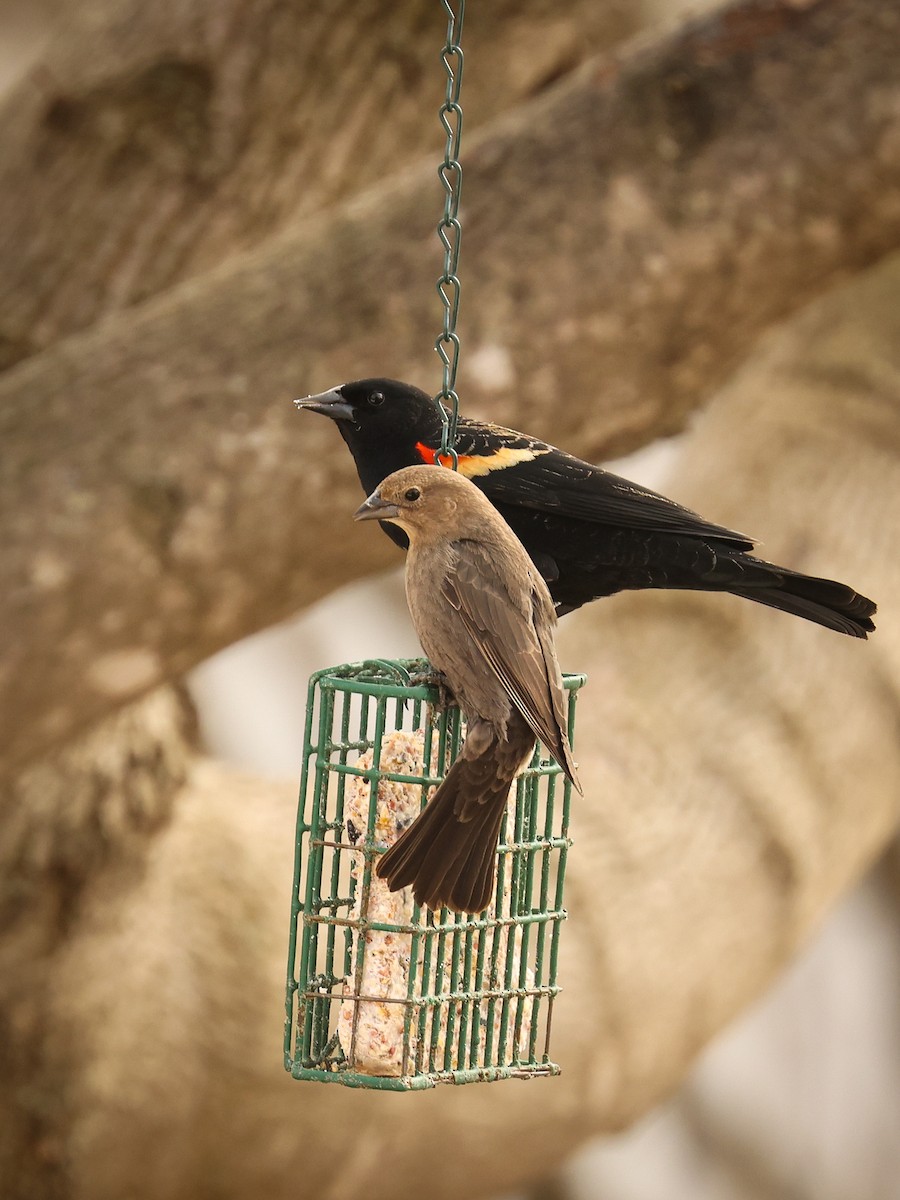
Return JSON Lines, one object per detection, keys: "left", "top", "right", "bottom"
{"left": 531, "top": 582, "right": 582, "bottom": 791}
{"left": 441, "top": 540, "right": 581, "bottom": 793}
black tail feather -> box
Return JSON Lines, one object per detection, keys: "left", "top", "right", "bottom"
{"left": 728, "top": 560, "right": 876, "bottom": 639}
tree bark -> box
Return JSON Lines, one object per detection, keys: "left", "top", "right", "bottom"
{"left": 0, "top": 685, "right": 194, "bottom": 1199}
{"left": 0, "top": 0, "right": 637, "bottom": 367}
{"left": 3, "top": 0, "right": 900, "bottom": 771}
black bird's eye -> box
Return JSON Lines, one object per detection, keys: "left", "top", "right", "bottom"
{"left": 404, "top": 487, "right": 421, "bottom": 502}
{"left": 368, "top": 391, "right": 385, "bottom": 408}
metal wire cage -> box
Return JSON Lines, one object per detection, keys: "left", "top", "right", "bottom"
{"left": 283, "top": 658, "right": 585, "bottom": 1090}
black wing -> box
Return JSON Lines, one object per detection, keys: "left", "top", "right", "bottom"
{"left": 454, "top": 419, "right": 753, "bottom": 549}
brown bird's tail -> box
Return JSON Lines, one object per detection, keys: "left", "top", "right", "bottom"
{"left": 376, "top": 715, "right": 536, "bottom": 914}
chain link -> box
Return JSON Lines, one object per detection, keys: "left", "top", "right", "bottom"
{"left": 434, "top": 0, "right": 465, "bottom": 466}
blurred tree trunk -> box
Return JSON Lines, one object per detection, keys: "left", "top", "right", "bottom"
{"left": 0, "top": 0, "right": 639, "bottom": 367}
{"left": 1, "top": 1, "right": 899, "bottom": 1198}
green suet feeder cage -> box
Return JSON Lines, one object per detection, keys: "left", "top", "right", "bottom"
{"left": 284, "top": 659, "right": 586, "bottom": 1090}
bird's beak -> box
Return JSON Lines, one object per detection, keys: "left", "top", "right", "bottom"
{"left": 293, "top": 387, "right": 355, "bottom": 422}
{"left": 354, "top": 493, "right": 401, "bottom": 522}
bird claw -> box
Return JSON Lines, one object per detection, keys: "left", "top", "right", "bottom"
{"left": 408, "top": 667, "right": 455, "bottom": 713}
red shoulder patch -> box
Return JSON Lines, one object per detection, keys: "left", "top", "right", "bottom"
{"left": 415, "top": 441, "right": 475, "bottom": 471}
{"left": 416, "top": 440, "right": 544, "bottom": 477}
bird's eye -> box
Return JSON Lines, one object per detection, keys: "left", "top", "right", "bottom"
{"left": 404, "top": 487, "right": 421, "bottom": 502}
{"left": 368, "top": 391, "right": 385, "bottom": 408}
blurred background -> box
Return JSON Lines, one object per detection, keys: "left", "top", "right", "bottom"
{"left": 1, "top": 2, "right": 900, "bottom": 1200}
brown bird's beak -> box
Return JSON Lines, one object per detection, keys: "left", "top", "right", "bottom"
{"left": 293, "top": 387, "right": 355, "bottom": 422}
{"left": 354, "top": 492, "right": 401, "bottom": 522}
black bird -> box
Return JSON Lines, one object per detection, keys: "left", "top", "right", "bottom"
{"left": 297, "top": 378, "right": 876, "bottom": 638}
{"left": 354, "top": 465, "right": 581, "bottom": 913}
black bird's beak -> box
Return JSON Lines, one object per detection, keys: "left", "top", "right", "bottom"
{"left": 293, "top": 387, "right": 355, "bottom": 421}
{"left": 354, "top": 493, "right": 401, "bottom": 522}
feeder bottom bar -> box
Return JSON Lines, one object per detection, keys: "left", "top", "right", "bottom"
{"left": 288, "top": 1061, "right": 562, "bottom": 1090}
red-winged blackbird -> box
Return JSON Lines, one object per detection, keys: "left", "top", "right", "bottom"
{"left": 354, "top": 465, "right": 581, "bottom": 913}
{"left": 297, "top": 378, "right": 876, "bottom": 637}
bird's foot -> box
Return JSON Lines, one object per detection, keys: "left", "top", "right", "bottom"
{"left": 408, "top": 667, "right": 455, "bottom": 713}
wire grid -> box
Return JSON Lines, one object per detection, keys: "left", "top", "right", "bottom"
{"left": 283, "top": 658, "right": 585, "bottom": 1090}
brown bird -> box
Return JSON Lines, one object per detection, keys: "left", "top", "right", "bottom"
{"left": 354, "top": 464, "right": 582, "bottom": 914}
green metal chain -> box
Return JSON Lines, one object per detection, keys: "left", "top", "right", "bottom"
{"left": 434, "top": 0, "right": 465, "bottom": 466}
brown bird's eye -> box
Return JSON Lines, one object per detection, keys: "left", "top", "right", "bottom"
{"left": 404, "top": 487, "right": 421, "bottom": 502}
{"left": 368, "top": 391, "right": 385, "bottom": 408}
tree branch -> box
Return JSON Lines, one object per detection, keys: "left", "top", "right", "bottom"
{"left": 0, "top": 0, "right": 637, "bottom": 366}
{"left": 3, "top": 0, "right": 900, "bottom": 768}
